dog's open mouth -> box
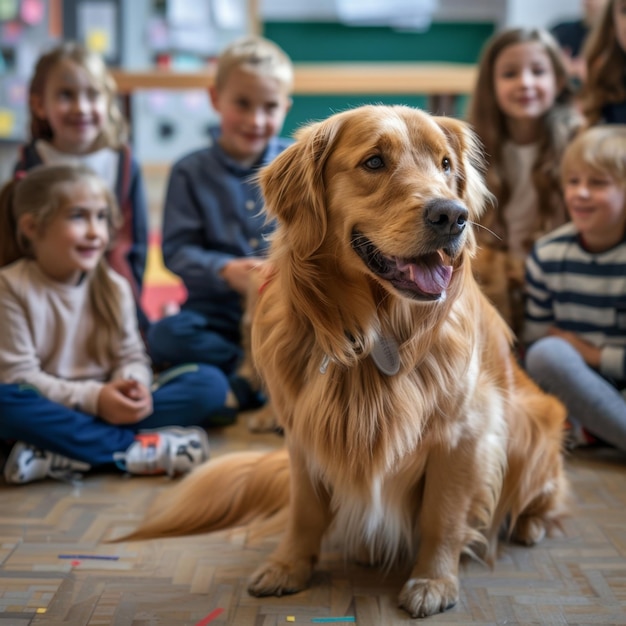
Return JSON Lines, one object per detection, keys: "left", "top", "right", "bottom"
{"left": 351, "top": 231, "right": 453, "bottom": 300}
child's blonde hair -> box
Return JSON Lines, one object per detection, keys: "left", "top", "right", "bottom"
{"left": 561, "top": 125, "right": 626, "bottom": 184}
{"left": 29, "top": 41, "right": 127, "bottom": 149}
{"left": 214, "top": 35, "right": 293, "bottom": 93}
{"left": 0, "top": 164, "right": 123, "bottom": 364}
{"left": 467, "top": 28, "right": 581, "bottom": 249}
{"left": 581, "top": 0, "right": 626, "bottom": 125}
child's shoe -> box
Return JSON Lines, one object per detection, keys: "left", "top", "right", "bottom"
{"left": 3, "top": 442, "right": 91, "bottom": 485}
{"left": 114, "top": 426, "right": 210, "bottom": 477}
{"left": 563, "top": 421, "right": 600, "bottom": 450}
{"left": 229, "top": 375, "right": 265, "bottom": 411}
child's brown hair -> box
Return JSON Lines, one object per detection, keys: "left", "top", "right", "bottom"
{"left": 28, "top": 41, "right": 127, "bottom": 149}
{"left": 0, "top": 164, "right": 123, "bottom": 364}
{"left": 581, "top": 0, "right": 626, "bottom": 125}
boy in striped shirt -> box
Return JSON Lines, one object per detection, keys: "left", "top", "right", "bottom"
{"left": 524, "top": 125, "right": 626, "bottom": 450}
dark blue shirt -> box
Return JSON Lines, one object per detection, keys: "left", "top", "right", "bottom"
{"left": 602, "top": 100, "right": 626, "bottom": 124}
{"left": 550, "top": 19, "right": 588, "bottom": 58}
{"left": 161, "top": 127, "right": 292, "bottom": 319}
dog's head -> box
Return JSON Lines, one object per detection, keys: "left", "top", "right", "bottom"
{"left": 260, "top": 105, "right": 491, "bottom": 304}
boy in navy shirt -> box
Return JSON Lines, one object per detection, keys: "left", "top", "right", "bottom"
{"left": 147, "top": 36, "right": 293, "bottom": 411}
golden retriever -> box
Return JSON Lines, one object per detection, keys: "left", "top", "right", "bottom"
{"left": 118, "top": 105, "right": 568, "bottom": 619}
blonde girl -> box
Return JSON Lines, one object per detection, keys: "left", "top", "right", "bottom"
{"left": 581, "top": 0, "right": 626, "bottom": 125}
{"left": 525, "top": 126, "right": 626, "bottom": 451}
{"left": 0, "top": 165, "right": 238, "bottom": 485}
{"left": 15, "top": 41, "right": 149, "bottom": 331}
{"left": 467, "top": 27, "right": 583, "bottom": 332}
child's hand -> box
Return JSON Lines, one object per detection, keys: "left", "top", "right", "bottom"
{"left": 97, "top": 380, "right": 153, "bottom": 424}
{"left": 548, "top": 327, "right": 601, "bottom": 369}
{"left": 117, "top": 378, "right": 150, "bottom": 402}
{"left": 221, "top": 257, "right": 266, "bottom": 295}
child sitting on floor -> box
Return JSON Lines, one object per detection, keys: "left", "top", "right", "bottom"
{"left": 525, "top": 125, "right": 626, "bottom": 451}
{"left": 467, "top": 27, "right": 582, "bottom": 333}
{"left": 0, "top": 165, "right": 240, "bottom": 484}
{"left": 146, "top": 36, "right": 293, "bottom": 411}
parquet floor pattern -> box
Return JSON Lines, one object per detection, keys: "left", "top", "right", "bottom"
{"left": 1, "top": 419, "right": 626, "bottom": 626}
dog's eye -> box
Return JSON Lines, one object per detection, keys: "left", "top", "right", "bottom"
{"left": 442, "top": 157, "right": 451, "bottom": 173}
{"left": 364, "top": 155, "right": 384, "bottom": 170}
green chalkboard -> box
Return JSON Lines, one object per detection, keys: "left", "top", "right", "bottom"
{"left": 264, "top": 21, "right": 493, "bottom": 134}
{"left": 264, "top": 21, "right": 495, "bottom": 63}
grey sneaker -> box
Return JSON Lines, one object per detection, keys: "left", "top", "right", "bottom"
{"left": 3, "top": 442, "right": 91, "bottom": 485}
{"left": 113, "top": 427, "right": 210, "bottom": 477}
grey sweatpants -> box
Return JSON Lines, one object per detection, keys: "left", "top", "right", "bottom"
{"left": 525, "top": 336, "right": 626, "bottom": 452}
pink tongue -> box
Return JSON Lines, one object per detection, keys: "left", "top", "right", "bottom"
{"left": 396, "top": 258, "right": 452, "bottom": 294}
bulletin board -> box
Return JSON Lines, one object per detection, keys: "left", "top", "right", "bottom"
{"left": 0, "top": 0, "right": 54, "bottom": 142}
{"left": 62, "top": 0, "right": 122, "bottom": 65}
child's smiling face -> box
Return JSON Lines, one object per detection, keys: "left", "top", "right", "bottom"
{"left": 210, "top": 67, "right": 291, "bottom": 167}
{"left": 492, "top": 40, "right": 562, "bottom": 144}
{"left": 493, "top": 41, "right": 559, "bottom": 126}
{"left": 20, "top": 180, "right": 111, "bottom": 284}
{"left": 32, "top": 58, "right": 108, "bottom": 154}
{"left": 564, "top": 164, "right": 626, "bottom": 252}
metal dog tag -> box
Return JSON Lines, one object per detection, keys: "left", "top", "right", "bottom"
{"left": 319, "top": 354, "right": 331, "bottom": 374}
{"left": 370, "top": 335, "right": 400, "bottom": 376}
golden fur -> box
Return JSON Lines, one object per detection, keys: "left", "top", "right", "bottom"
{"left": 238, "top": 264, "right": 279, "bottom": 432}
{"left": 119, "top": 105, "right": 568, "bottom": 618}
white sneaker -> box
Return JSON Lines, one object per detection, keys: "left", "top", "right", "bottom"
{"left": 3, "top": 442, "right": 91, "bottom": 485}
{"left": 113, "top": 427, "right": 210, "bottom": 477}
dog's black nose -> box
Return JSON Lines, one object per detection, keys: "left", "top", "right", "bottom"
{"left": 424, "top": 199, "right": 468, "bottom": 236}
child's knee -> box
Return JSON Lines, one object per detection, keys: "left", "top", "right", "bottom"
{"left": 525, "top": 336, "right": 577, "bottom": 379}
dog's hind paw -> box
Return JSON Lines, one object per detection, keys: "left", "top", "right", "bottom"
{"left": 247, "top": 558, "right": 313, "bottom": 597}
{"left": 246, "top": 404, "right": 279, "bottom": 433}
{"left": 512, "top": 514, "right": 547, "bottom": 546}
{"left": 398, "top": 576, "right": 458, "bottom": 618}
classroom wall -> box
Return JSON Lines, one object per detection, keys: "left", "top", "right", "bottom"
{"left": 505, "top": 0, "right": 579, "bottom": 30}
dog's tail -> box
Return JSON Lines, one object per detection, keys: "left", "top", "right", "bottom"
{"left": 111, "top": 449, "right": 290, "bottom": 542}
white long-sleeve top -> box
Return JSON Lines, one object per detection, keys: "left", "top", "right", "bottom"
{"left": 501, "top": 141, "right": 540, "bottom": 262}
{"left": 0, "top": 259, "right": 152, "bottom": 415}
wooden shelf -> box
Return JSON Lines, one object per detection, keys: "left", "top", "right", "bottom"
{"left": 293, "top": 63, "right": 477, "bottom": 95}
{"left": 110, "top": 62, "right": 477, "bottom": 96}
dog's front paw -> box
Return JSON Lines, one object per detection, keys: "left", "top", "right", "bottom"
{"left": 248, "top": 558, "right": 313, "bottom": 597}
{"left": 398, "top": 576, "right": 459, "bottom": 618}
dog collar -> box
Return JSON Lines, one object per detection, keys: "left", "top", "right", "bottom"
{"left": 319, "top": 334, "right": 400, "bottom": 376}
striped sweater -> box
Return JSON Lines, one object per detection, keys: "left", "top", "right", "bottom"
{"left": 524, "top": 222, "right": 626, "bottom": 383}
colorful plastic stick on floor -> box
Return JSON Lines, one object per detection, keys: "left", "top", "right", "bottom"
{"left": 58, "top": 554, "right": 120, "bottom": 560}
{"left": 195, "top": 608, "right": 224, "bottom": 626}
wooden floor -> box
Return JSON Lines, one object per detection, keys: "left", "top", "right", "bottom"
{"left": 1, "top": 418, "right": 626, "bottom": 626}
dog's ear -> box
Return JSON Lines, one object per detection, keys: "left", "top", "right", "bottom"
{"left": 434, "top": 116, "right": 493, "bottom": 222}
{"left": 259, "top": 117, "right": 343, "bottom": 259}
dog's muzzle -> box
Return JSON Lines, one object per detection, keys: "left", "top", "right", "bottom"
{"left": 351, "top": 229, "right": 455, "bottom": 301}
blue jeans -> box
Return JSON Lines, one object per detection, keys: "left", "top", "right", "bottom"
{"left": 0, "top": 363, "right": 235, "bottom": 466}
{"left": 525, "top": 336, "right": 626, "bottom": 452}
{"left": 147, "top": 309, "right": 242, "bottom": 374}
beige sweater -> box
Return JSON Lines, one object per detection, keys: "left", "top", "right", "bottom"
{"left": 0, "top": 259, "right": 152, "bottom": 415}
